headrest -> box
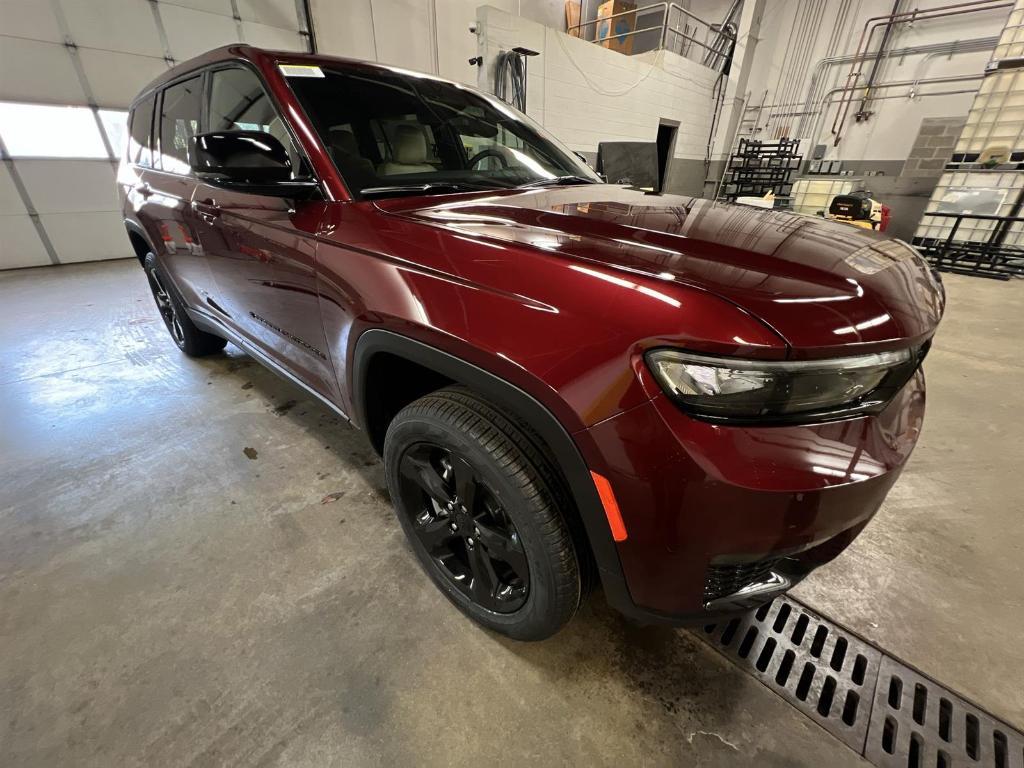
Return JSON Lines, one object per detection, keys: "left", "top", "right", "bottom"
{"left": 392, "top": 124, "right": 427, "bottom": 164}
{"left": 329, "top": 128, "right": 359, "bottom": 155}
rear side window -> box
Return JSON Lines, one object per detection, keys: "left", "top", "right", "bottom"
{"left": 128, "top": 95, "right": 155, "bottom": 168}
{"left": 208, "top": 66, "right": 304, "bottom": 176}
{"left": 158, "top": 75, "right": 203, "bottom": 174}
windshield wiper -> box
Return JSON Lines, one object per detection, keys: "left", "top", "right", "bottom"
{"left": 359, "top": 182, "right": 493, "bottom": 199}
{"left": 519, "top": 175, "right": 599, "bottom": 188}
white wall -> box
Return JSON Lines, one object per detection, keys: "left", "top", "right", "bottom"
{"left": 310, "top": 2, "right": 722, "bottom": 191}
{"left": 309, "top": 0, "right": 567, "bottom": 85}
{"left": 740, "top": 0, "right": 1012, "bottom": 163}
{"left": 475, "top": 6, "right": 718, "bottom": 163}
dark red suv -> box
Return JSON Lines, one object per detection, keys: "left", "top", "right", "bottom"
{"left": 119, "top": 45, "right": 944, "bottom": 640}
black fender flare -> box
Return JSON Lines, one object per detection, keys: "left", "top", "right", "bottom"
{"left": 124, "top": 218, "right": 156, "bottom": 262}
{"left": 351, "top": 329, "right": 635, "bottom": 614}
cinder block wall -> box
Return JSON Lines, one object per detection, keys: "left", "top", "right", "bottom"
{"left": 904, "top": 118, "right": 968, "bottom": 178}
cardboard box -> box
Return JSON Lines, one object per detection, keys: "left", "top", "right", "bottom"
{"left": 596, "top": 0, "right": 636, "bottom": 55}
{"left": 565, "top": 1, "right": 581, "bottom": 37}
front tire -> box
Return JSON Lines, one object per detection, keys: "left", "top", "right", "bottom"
{"left": 143, "top": 253, "right": 226, "bottom": 357}
{"left": 384, "top": 387, "right": 582, "bottom": 641}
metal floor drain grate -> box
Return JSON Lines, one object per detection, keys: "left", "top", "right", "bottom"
{"left": 865, "top": 657, "right": 1024, "bottom": 768}
{"left": 700, "top": 595, "right": 881, "bottom": 751}
{"left": 698, "top": 596, "right": 1024, "bottom": 767}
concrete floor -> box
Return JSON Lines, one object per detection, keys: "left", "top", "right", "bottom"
{"left": 0, "top": 260, "right": 1019, "bottom": 766}
{"left": 792, "top": 272, "right": 1024, "bottom": 727}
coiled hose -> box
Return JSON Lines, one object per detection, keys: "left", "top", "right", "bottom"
{"left": 494, "top": 50, "right": 528, "bottom": 112}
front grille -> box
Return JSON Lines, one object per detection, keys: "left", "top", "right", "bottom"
{"left": 704, "top": 558, "right": 781, "bottom": 603}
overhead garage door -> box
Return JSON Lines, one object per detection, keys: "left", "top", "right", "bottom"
{"left": 0, "top": 0, "right": 312, "bottom": 270}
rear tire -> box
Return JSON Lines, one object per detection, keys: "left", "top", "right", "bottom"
{"left": 143, "top": 253, "right": 226, "bottom": 357}
{"left": 384, "top": 387, "right": 582, "bottom": 641}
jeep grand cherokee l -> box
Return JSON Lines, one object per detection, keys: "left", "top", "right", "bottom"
{"left": 118, "top": 46, "right": 944, "bottom": 640}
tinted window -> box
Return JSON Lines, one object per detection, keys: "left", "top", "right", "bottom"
{"left": 128, "top": 95, "right": 155, "bottom": 167}
{"left": 208, "top": 66, "right": 304, "bottom": 177}
{"left": 158, "top": 76, "right": 202, "bottom": 174}
{"left": 287, "top": 67, "right": 599, "bottom": 197}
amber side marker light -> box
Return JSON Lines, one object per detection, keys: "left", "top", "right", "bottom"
{"left": 590, "top": 471, "right": 628, "bottom": 542}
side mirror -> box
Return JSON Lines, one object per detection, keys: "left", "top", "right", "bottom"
{"left": 190, "top": 131, "right": 318, "bottom": 197}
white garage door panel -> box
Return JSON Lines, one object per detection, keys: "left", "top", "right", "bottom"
{"left": 236, "top": 0, "right": 299, "bottom": 27}
{"left": 17, "top": 160, "right": 119, "bottom": 214}
{"left": 0, "top": 166, "right": 28, "bottom": 215}
{"left": 0, "top": 0, "right": 63, "bottom": 44}
{"left": 57, "top": 0, "right": 162, "bottom": 58}
{"left": 1, "top": 0, "right": 312, "bottom": 271}
{"left": 0, "top": 38, "right": 87, "bottom": 105}
{"left": 160, "top": 0, "right": 234, "bottom": 15}
{"left": 79, "top": 49, "right": 169, "bottom": 109}
{"left": 371, "top": 0, "right": 434, "bottom": 74}
{"left": 41, "top": 211, "right": 127, "bottom": 263}
{"left": 159, "top": 4, "right": 240, "bottom": 62}
{"left": 0, "top": 215, "right": 52, "bottom": 269}
{"left": 240, "top": 22, "right": 303, "bottom": 52}
{"left": 309, "top": 0, "right": 377, "bottom": 61}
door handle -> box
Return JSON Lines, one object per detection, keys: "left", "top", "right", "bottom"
{"left": 138, "top": 183, "right": 153, "bottom": 198}
{"left": 191, "top": 200, "right": 220, "bottom": 224}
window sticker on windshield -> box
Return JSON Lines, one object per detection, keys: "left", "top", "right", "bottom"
{"left": 279, "top": 64, "right": 325, "bottom": 78}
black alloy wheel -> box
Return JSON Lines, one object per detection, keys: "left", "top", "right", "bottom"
{"left": 146, "top": 265, "right": 185, "bottom": 347}
{"left": 396, "top": 443, "right": 529, "bottom": 613}
{"left": 142, "top": 253, "right": 226, "bottom": 357}
{"left": 384, "top": 387, "right": 583, "bottom": 640}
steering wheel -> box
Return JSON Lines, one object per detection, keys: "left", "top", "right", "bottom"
{"left": 468, "top": 148, "right": 509, "bottom": 169}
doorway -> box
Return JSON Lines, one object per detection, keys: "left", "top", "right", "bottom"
{"left": 656, "top": 120, "right": 679, "bottom": 192}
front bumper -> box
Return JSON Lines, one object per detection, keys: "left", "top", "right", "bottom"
{"left": 577, "top": 369, "right": 926, "bottom": 623}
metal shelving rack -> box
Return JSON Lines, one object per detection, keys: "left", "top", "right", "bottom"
{"left": 915, "top": 211, "right": 1024, "bottom": 280}
{"left": 721, "top": 138, "right": 802, "bottom": 204}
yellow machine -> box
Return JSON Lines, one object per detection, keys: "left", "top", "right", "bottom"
{"left": 827, "top": 190, "right": 890, "bottom": 232}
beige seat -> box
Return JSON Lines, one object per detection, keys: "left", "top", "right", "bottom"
{"left": 379, "top": 125, "right": 435, "bottom": 175}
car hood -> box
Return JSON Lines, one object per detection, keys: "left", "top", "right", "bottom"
{"left": 375, "top": 185, "right": 944, "bottom": 355}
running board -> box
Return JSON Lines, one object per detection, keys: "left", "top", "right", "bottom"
{"left": 185, "top": 306, "right": 350, "bottom": 423}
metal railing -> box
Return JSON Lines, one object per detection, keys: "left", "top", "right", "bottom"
{"left": 566, "top": 2, "right": 735, "bottom": 72}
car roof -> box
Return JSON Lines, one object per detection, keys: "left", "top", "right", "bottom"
{"left": 131, "top": 44, "right": 469, "bottom": 108}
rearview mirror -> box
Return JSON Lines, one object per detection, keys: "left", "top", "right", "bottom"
{"left": 448, "top": 114, "right": 499, "bottom": 139}
{"left": 190, "top": 131, "right": 318, "bottom": 197}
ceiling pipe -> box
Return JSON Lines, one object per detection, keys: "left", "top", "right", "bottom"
{"left": 743, "top": 37, "right": 998, "bottom": 136}
{"left": 830, "top": 0, "right": 1011, "bottom": 145}
{"left": 832, "top": 0, "right": 1006, "bottom": 129}
{"left": 767, "top": 1, "right": 806, "bottom": 136}
{"left": 855, "top": 0, "right": 904, "bottom": 123}
{"left": 770, "top": 87, "right": 980, "bottom": 119}
{"left": 795, "top": 35, "right": 997, "bottom": 135}
{"left": 773, "top": 0, "right": 827, "bottom": 136}
{"left": 854, "top": 1, "right": 1011, "bottom": 118}
{"left": 812, "top": 72, "right": 984, "bottom": 152}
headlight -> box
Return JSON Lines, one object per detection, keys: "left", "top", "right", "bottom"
{"left": 646, "top": 347, "right": 920, "bottom": 423}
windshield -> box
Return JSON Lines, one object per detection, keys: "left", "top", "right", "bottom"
{"left": 285, "top": 64, "right": 601, "bottom": 198}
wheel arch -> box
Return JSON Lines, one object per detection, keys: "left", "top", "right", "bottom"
{"left": 351, "top": 329, "right": 634, "bottom": 611}
{"left": 125, "top": 219, "right": 155, "bottom": 266}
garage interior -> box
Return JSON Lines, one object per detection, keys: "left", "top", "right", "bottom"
{"left": 1, "top": 1, "right": 1022, "bottom": 766}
